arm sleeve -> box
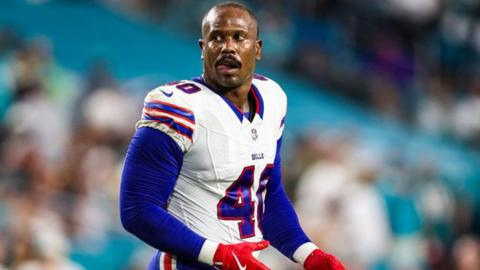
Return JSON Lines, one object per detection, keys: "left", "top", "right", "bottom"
{"left": 261, "top": 138, "right": 311, "bottom": 260}
{"left": 119, "top": 127, "right": 206, "bottom": 261}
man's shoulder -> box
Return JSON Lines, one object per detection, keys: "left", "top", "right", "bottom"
{"left": 138, "top": 80, "right": 203, "bottom": 152}
{"left": 253, "top": 73, "right": 283, "bottom": 90}
{"left": 148, "top": 79, "right": 202, "bottom": 97}
{"left": 145, "top": 79, "right": 207, "bottom": 108}
{"left": 252, "top": 73, "right": 287, "bottom": 102}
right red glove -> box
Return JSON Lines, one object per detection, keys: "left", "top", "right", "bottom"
{"left": 304, "top": 249, "right": 345, "bottom": 270}
{"left": 213, "top": 240, "right": 270, "bottom": 270}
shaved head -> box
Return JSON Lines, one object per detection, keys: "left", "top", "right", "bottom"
{"left": 198, "top": 1, "right": 262, "bottom": 93}
{"left": 202, "top": 2, "right": 260, "bottom": 38}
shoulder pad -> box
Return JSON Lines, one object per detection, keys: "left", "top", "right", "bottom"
{"left": 136, "top": 84, "right": 197, "bottom": 152}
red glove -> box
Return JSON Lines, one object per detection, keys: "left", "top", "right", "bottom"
{"left": 304, "top": 249, "right": 345, "bottom": 270}
{"left": 213, "top": 240, "right": 270, "bottom": 270}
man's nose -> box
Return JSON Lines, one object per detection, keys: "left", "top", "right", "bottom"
{"left": 221, "top": 37, "right": 236, "bottom": 54}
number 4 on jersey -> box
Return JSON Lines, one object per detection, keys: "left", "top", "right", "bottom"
{"left": 217, "top": 165, "right": 274, "bottom": 239}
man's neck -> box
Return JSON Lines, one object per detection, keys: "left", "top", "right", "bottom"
{"left": 223, "top": 85, "right": 251, "bottom": 111}
{"left": 204, "top": 76, "right": 252, "bottom": 111}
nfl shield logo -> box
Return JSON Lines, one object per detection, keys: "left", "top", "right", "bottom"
{"left": 251, "top": 128, "right": 258, "bottom": 140}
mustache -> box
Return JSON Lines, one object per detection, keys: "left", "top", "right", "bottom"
{"left": 215, "top": 55, "right": 242, "bottom": 68}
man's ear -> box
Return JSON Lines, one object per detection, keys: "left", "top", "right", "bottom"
{"left": 255, "top": 39, "right": 262, "bottom": 60}
{"left": 199, "top": 39, "right": 204, "bottom": 59}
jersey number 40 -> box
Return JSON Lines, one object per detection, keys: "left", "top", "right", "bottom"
{"left": 217, "top": 165, "right": 274, "bottom": 239}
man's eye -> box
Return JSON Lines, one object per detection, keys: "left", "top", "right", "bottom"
{"left": 211, "top": 35, "right": 222, "bottom": 42}
{"left": 234, "top": 34, "right": 245, "bottom": 41}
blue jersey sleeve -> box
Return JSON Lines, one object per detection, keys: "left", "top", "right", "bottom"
{"left": 119, "top": 127, "right": 206, "bottom": 261}
{"left": 261, "top": 138, "right": 310, "bottom": 259}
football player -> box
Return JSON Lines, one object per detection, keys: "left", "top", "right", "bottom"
{"left": 119, "top": 2, "right": 345, "bottom": 270}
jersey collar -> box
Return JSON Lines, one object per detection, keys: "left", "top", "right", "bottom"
{"left": 192, "top": 76, "right": 264, "bottom": 122}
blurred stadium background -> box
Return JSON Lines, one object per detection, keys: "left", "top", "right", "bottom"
{"left": 1, "top": 0, "right": 480, "bottom": 269}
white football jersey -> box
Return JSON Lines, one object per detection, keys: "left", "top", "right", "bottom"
{"left": 136, "top": 75, "right": 287, "bottom": 244}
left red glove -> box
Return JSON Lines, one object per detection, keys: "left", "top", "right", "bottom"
{"left": 304, "top": 249, "right": 345, "bottom": 270}
{"left": 213, "top": 240, "right": 270, "bottom": 270}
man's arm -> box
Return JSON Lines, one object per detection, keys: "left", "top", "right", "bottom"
{"left": 120, "top": 127, "right": 270, "bottom": 269}
{"left": 261, "top": 138, "right": 310, "bottom": 258}
{"left": 261, "top": 138, "right": 345, "bottom": 270}
{"left": 119, "top": 127, "right": 206, "bottom": 260}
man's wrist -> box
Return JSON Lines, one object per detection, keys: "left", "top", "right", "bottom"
{"left": 198, "top": 239, "right": 220, "bottom": 265}
{"left": 292, "top": 242, "right": 319, "bottom": 266}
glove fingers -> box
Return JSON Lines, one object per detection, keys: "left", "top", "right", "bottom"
{"left": 332, "top": 260, "right": 346, "bottom": 270}
{"left": 249, "top": 240, "right": 269, "bottom": 251}
{"left": 326, "top": 254, "right": 345, "bottom": 270}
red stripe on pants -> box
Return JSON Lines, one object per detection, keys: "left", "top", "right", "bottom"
{"left": 164, "top": 253, "right": 172, "bottom": 270}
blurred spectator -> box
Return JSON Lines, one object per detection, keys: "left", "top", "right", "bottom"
{"left": 452, "top": 76, "right": 480, "bottom": 147}
{"left": 452, "top": 236, "right": 480, "bottom": 270}
{"left": 82, "top": 87, "right": 137, "bottom": 142}
{"left": 5, "top": 80, "right": 69, "bottom": 164}
{"left": 295, "top": 130, "right": 391, "bottom": 270}
{"left": 416, "top": 76, "right": 455, "bottom": 136}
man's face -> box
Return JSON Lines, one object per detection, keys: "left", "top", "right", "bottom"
{"left": 199, "top": 7, "right": 262, "bottom": 91}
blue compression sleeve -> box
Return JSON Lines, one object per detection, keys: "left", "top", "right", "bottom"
{"left": 119, "top": 127, "right": 206, "bottom": 261}
{"left": 261, "top": 138, "right": 310, "bottom": 259}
